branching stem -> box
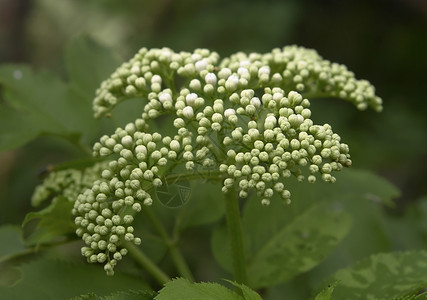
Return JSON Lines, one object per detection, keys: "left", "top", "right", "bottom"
{"left": 125, "top": 241, "right": 170, "bottom": 285}
{"left": 143, "top": 207, "right": 195, "bottom": 282}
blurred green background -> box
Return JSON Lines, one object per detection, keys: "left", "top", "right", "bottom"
{"left": 0, "top": 0, "right": 426, "bottom": 235}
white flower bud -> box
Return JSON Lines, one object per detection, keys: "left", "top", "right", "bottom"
{"left": 189, "top": 79, "right": 202, "bottom": 90}
{"left": 288, "top": 114, "right": 304, "bottom": 128}
{"left": 250, "top": 97, "right": 261, "bottom": 108}
{"left": 121, "top": 135, "right": 133, "bottom": 148}
{"left": 211, "top": 113, "right": 223, "bottom": 123}
{"left": 159, "top": 93, "right": 172, "bottom": 104}
{"left": 225, "top": 75, "right": 239, "bottom": 91}
{"left": 205, "top": 73, "right": 217, "bottom": 85}
{"left": 258, "top": 66, "right": 270, "bottom": 77}
{"left": 182, "top": 106, "right": 194, "bottom": 119}
{"left": 195, "top": 59, "right": 208, "bottom": 72}
{"left": 224, "top": 108, "right": 236, "bottom": 119}
{"left": 174, "top": 118, "right": 185, "bottom": 128}
{"left": 186, "top": 93, "right": 198, "bottom": 106}
{"left": 151, "top": 74, "right": 162, "bottom": 84}
{"left": 218, "top": 68, "right": 232, "bottom": 79}
{"left": 169, "top": 140, "right": 180, "bottom": 152}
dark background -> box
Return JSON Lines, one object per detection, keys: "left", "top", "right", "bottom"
{"left": 0, "top": 0, "right": 426, "bottom": 223}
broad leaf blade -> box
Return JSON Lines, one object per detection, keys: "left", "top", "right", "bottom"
{"left": 329, "top": 251, "right": 427, "bottom": 300}
{"left": 0, "top": 259, "right": 150, "bottom": 300}
{"left": 247, "top": 201, "right": 351, "bottom": 288}
{"left": 0, "top": 64, "right": 97, "bottom": 150}
{"left": 155, "top": 277, "right": 242, "bottom": 300}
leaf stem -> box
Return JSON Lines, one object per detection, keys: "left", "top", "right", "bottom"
{"left": 143, "top": 207, "right": 195, "bottom": 282}
{"left": 224, "top": 186, "right": 248, "bottom": 284}
{"left": 125, "top": 241, "right": 170, "bottom": 285}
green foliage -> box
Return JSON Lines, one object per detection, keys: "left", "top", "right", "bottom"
{"left": 155, "top": 278, "right": 262, "bottom": 300}
{"left": 212, "top": 168, "right": 398, "bottom": 289}
{"left": 314, "top": 282, "right": 338, "bottom": 300}
{"left": 65, "top": 36, "right": 120, "bottom": 100}
{"left": 0, "top": 226, "right": 26, "bottom": 261}
{"left": 176, "top": 180, "right": 225, "bottom": 230}
{"left": 326, "top": 251, "right": 427, "bottom": 300}
{"left": 247, "top": 201, "right": 351, "bottom": 288}
{"left": 23, "top": 196, "right": 75, "bottom": 245}
{"left": 72, "top": 290, "right": 157, "bottom": 300}
{"left": 0, "top": 64, "right": 72, "bottom": 151}
{"left": 0, "top": 259, "right": 151, "bottom": 300}
{"left": 0, "top": 26, "right": 423, "bottom": 300}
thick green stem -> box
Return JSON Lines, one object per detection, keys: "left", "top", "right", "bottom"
{"left": 125, "top": 242, "right": 170, "bottom": 285}
{"left": 144, "top": 207, "right": 195, "bottom": 282}
{"left": 224, "top": 186, "right": 248, "bottom": 284}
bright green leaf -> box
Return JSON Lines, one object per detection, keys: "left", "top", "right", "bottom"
{"left": 329, "top": 251, "right": 427, "bottom": 300}
{"left": 314, "top": 281, "right": 338, "bottom": 300}
{"left": 23, "top": 196, "right": 75, "bottom": 245}
{"left": 225, "top": 280, "right": 263, "bottom": 300}
{"left": 0, "top": 259, "right": 150, "bottom": 300}
{"left": 155, "top": 277, "right": 242, "bottom": 300}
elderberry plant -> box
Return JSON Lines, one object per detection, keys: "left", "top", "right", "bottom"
{"left": 67, "top": 45, "right": 382, "bottom": 277}
{"left": 3, "top": 40, "right": 425, "bottom": 299}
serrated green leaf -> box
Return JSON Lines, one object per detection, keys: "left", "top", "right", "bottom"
{"left": 0, "top": 259, "right": 150, "bottom": 300}
{"left": 392, "top": 293, "right": 427, "bottom": 300}
{"left": 225, "top": 280, "right": 262, "bottom": 300}
{"left": 329, "top": 251, "right": 427, "bottom": 300}
{"left": 23, "top": 196, "right": 75, "bottom": 245}
{"left": 155, "top": 277, "right": 242, "bottom": 300}
{"left": 247, "top": 201, "right": 351, "bottom": 288}
{"left": 314, "top": 281, "right": 338, "bottom": 300}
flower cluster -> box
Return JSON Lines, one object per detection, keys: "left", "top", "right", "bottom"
{"left": 72, "top": 46, "right": 381, "bottom": 274}
{"left": 32, "top": 162, "right": 108, "bottom": 207}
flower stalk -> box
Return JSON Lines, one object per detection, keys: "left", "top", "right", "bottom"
{"left": 224, "top": 185, "right": 248, "bottom": 284}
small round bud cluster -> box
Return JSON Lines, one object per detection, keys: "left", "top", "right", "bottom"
{"left": 31, "top": 162, "right": 108, "bottom": 207}
{"left": 220, "top": 46, "right": 382, "bottom": 112}
{"left": 76, "top": 45, "right": 381, "bottom": 274}
{"left": 93, "top": 47, "right": 219, "bottom": 118}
